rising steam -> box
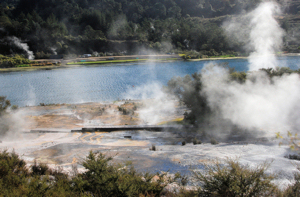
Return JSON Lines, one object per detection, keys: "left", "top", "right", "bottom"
{"left": 124, "top": 83, "right": 176, "bottom": 125}
{"left": 224, "top": 1, "right": 285, "bottom": 70}
{"left": 201, "top": 64, "right": 300, "bottom": 136}
{"left": 8, "top": 36, "right": 35, "bottom": 60}
{"left": 199, "top": 1, "right": 299, "bottom": 137}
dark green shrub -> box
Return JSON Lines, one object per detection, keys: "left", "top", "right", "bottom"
{"left": 230, "top": 71, "right": 247, "bottom": 83}
{"left": 150, "top": 144, "right": 156, "bottom": 151}
{"left": 182, "top": 141, "right": 186, "bottom": 146}
{"left": 11, "top": 105, "right": 18, "bottom": 110}
{"left": 73, "top": 151, "right": 166, "bottom": 196}
{"left": 31, "top": 160, "right": 49, "bottom": 175}
{"left": 210, "top": 138, "right": 218, "bottom": 145}
{"left": 0, "top": 96, "right": 10, "bottom": 113}
{"left": 0, "top": 150, "right": 28, "bottom": 179}
{"left": 0, "top": 55, "right": 32, "bottom": 68}
{"left": 193, "top": 138, "right": 202, "bottom": 145}
{"left": 194, "top": 159, "right": 277, "bottom": 197}
{"left": 285, "top": 154, "right": 300, "bottom": 161}
{"left": 0, "top": 150, "right": 30, "bottom": 195}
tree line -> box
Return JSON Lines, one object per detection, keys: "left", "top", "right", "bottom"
{"left": 0, "top": 0, "right": 274, "bottom": 58}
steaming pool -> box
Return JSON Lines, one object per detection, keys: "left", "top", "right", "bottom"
{"left": 1, "top": 55, "right": 300, "bottom": 107}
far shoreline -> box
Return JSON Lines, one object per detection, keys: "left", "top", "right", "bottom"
{"left": 0, "top": 53, "right": 299, "bottom": 73}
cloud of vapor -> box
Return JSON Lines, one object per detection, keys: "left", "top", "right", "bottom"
{"left": 50, "top": 47, "right": 57, "bottom": 55}
{"left": 201, "top": 63, "right": 300, "bottom": 137}
{"left": 8, "top": 36, "right": 35, "bottom": 60}
{"left": 0, "top": 108, "right": 30, "bottom": 140}
{"left": 26, "top": 85, "right": 37, "bottom": 106}
{"left": 124, "top": 83, "right": 176, "bottom": 125}
{"left": 223, "top": 1, "right": 285, "bottom": 70}
{"left": 108, "top": 15, "right": 128, "bottom": 39}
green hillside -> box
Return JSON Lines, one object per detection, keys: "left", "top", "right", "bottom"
{"left": 0, "top": 0, "right": 299, "bottom": 58}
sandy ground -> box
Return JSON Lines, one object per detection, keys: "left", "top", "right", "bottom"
{"left": 1, "top": 101, "right": 299, "bottom": 189}
{"left": 20, "top": 101, "right": 150, "bottom": 130}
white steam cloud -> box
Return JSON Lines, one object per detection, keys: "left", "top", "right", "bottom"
{"left": 224, "top": 1, "right": 285, "bottom": 70}
{"left": 201, "top": 64, "right": 300, "bottom": 136}
{"left": 50, "top": 47, "right": 57, "bottom": 55}
{"left": 125, "top": 83, "right": 176, "bottom": 125}
{"left": 198, "top": 2, "right": 300, "bottom": 137}
{"left": 8, "top": 36, "right": 35, "bottom": 60}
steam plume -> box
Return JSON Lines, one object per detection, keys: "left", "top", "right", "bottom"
{"left": 8, "top": 36, "right": 35, "bottom": 60}
{"left": 201, "top": 64, "right": 300, "bottom": 136}
{"left": 124, "top": 83, "right": 176, "bottom": 125}
{"left": 198, "top": 2, "right": 300, "bottom": 137}
{"left": 224, "top": 1, "right": 285, "bottom": 70}
{"left": 50, "top": 47, "right": 57, "bottom": 55}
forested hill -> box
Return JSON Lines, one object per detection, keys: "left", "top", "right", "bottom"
{"left": 0, "top": 0, "right": 299, "bottom": 58}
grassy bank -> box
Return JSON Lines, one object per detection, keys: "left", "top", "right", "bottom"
{"left": 0, "top": 54, "right": 62, "bottom": 72}
{"left": 67, "top": 58, "right": 179, "bottom": 65}
{"left": 0, "top": 65, "right": 63, "bottom": 72}
{"left": 187, "top": 56, "right": 247, "bottom": 61}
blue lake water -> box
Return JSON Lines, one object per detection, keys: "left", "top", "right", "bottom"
{"left": 0, "top": 56, "right": 299, "bottom": 107}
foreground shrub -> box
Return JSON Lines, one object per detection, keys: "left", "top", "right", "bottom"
{"left": 210, "top": 138, "right": 218, "bottom": 145}
{"left": 282, "top": 166, "right": 300, "bottom": 197}
{"left": 73, "top": 151, "right": 167, "bottom": 196}
{"left": 285, "top": 154, "right": 300, "bottom": 161}
{"left": 193, "top": 138, "right": 202, "bottom": 145}
{"left": 0, "top": 150, "right": 79, "bottom": 196}
{"left": 0, "top": 150, "right": 173, "bottom": 196}
{"left": 194, "top": 159, "right": 277, "bottom": 197}
{"left": 31, "top": 160, "right": 49, "bottom": 175}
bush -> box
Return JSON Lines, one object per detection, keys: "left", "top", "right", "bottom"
{"left": 285, "top": 154, "right": 300, "bottom": 161}
{"left": 0, "top": 150, "right": 31, "bottom": 195}
{"left": 182, "top": 141, "right": 186, "bottom": 146}
{"left": 193, "top": 138, "right": 202, "bottom": 145}
{"left": 210, "top": 138, "right": 218, "bottom": 145}
{"left": 282, "top": 166, "right": 300, "bottom": 196}
{"left": 0, "top": 150, "right": 172, "bottom": 196}
{"left": 194, "top": 159, "right": 277, "bottom": 196}
{"left": 73, "top": 151, "right": 167, "bottom": 196}
{"left": 150, "top": 144, "right": 156, "bottom": 151}
{"left": 11, "top": 105, "right": 18, "bottom": 110}
{"left": 0, "top": 54, "right": 32, "bottom": 68}
{"left": 31, "top": 160, "right": 49, "bottom": 175}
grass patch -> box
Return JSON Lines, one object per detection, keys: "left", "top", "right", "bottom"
{"left": 16, "top": 64, "right": 31, "bottom": 67}
{"left": 208, "top": 54, "right": 236, "bottom": 58}
{"left": 157, "top": 117, "right": 184, "bottom": 125}
{"left": 67, "top": 58, "right": 178, "bottom": 65}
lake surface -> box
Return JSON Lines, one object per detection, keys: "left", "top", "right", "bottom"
{"left": 1, "top": 56, "right": 299, "bottom": 107}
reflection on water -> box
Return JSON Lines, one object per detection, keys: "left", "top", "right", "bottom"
{"left": 0, "top": 56, "right": 299, "bottom": 106}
